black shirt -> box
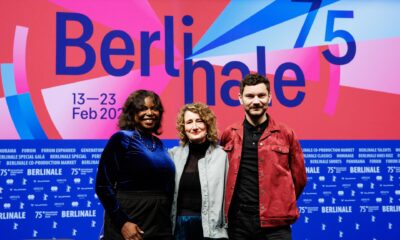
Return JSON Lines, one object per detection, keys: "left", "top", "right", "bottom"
{"left": 177, "top": 141, "right": 210, "bottom": 215}
{"left": 234, "top": 117, "right": 268, "bottom": 207}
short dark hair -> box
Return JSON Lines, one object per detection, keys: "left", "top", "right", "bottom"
{"left": 240, "top": 73, "right": 270, "bottom": 94}
{"left": 118, "top": 90, "right": 164, "bottom": 135}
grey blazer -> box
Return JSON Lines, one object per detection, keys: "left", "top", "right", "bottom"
{"left": 168, "top": 144, "right": 228, "bottom": 239}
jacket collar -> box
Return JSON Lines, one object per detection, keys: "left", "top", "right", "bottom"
{"left": 230, "top": 114, "right": 280, "bottom": 141}
{"left": 260, "top": 114, "right": 280, "bottom": 141}
{"left": 181, "top": 143, "right": 215, "bottom": 157}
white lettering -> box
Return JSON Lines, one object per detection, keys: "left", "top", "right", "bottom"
{"left": 27, "top": 168, "right": 62, "bottom": 176}
{"left": 61, "top": 210, "right": 96, "bottom": 218}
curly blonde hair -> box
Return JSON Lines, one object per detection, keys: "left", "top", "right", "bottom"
{"left": 176, "top": 102, "right": 218, "bottom": 146}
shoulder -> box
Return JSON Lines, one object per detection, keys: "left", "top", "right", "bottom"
{"left": 112, "top": 130, "right": 134, "bottom": 137}
{"left": 269, "top": 116, "right": 299, "bottom": 142}
{"left": 152, "top": 135, "right": 164, "bottom": 146}
{"left": 221, "top": 122, "right": 241, "bottom": 137}
{"left": 207, "top": 145, "right": 228, "bottom": 169}
{"left": 270, "top": 117, "right": 294, "bottom": 133}
{"left": 168, "top": 145, "right": 180, "bottom": 154}
{"left": 107, "top": 130, "right": 136, "bottom": 147}
{"left": 168, "top": 145, "right": 186, "bottom": 157}
{"left": 211, "top": 145, "right": 227, "bottom": 156}
{"left": 221, "top": 122, "right": 241, "bottom": 144}
{"left": 223, "top": 122, "right": 241, "bottom": 132}
{"left": 209, "top": 145, "right": 228, "bottom": 161}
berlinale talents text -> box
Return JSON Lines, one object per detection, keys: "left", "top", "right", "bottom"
{"left": 56, "top": 12, "right": 305, "bottom": 107}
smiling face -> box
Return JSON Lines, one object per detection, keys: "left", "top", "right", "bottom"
{"left": 239, "top": 83, "right": 271, "bottom": 125}
{"left": 134, "top": 96, "right": 160, "bottom": 133}
{"left": 184, "top": 110, "right": 208, "bottom": 144}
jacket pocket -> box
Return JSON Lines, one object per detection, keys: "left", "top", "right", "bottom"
{"left": 271, "top": 145, "right": 289, "bottom": 154}
{"left": 270, "top": 145, "right": 290, "bottom": 169}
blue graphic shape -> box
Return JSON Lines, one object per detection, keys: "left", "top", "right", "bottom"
{"left": 6, "top": 93, "right": 47, "bottom": 139}
{"left": 1, "top": 63, "right": 47, "bottom": 139}
{"left": 293, "top": 0, "right": 322, "bottom": 48}
{"left": 191, "top": 12, "right": 307, "bottom": 60}
{"left": 305, "top": 1, "right": 400, "bottom": 47}
{"left": 192, "top": 0, "right": 339, "bottom": 57}
{"left": 193, "top": 0, "right": 274, "bottom": 53}
{"left": 191, "top": 1, "right": 400, "bottom": 60}
{"left": 1, "top": 64, "right": 18, "bottom": 96}
{"left": 5, "top": 95, "right": 33, "bottom": 139}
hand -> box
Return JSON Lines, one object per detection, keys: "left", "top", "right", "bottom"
{"left": 121, "top": 221, "right": 144, "bottom": 240}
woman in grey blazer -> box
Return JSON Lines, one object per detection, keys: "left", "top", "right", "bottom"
{"left": 169, "top": 102, "right": 228, "bottom": 240}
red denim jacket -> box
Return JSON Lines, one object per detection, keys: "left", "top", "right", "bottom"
{"left": 221, "top": 115, "right": 307, "bottom": 228}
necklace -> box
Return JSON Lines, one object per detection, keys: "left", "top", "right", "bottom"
{"left": 136, "top": 129, "right": 156, "bottom": 151}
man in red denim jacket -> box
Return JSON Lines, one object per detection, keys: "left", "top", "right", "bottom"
{"left": 221, "top": 73, "right": 307, "bottom": 240}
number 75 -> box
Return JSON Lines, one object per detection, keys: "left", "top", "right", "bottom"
{"left": 294, "top": 0, "right": 356, "bottom": 65}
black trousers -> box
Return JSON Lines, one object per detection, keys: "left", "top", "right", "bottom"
{"left": 102, "top": 191, "right": 172, "bottom": 240}
{"left": 228, "top": 203, "right": 292, "bottom": 240}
